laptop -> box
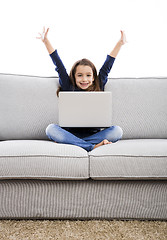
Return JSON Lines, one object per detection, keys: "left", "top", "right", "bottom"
{"left": 58, "top": 92, "right": 112, "bottom": 127}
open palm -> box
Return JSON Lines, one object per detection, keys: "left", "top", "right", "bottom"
{"left": 36, "top": 27, "right": 49, "bottom": 42}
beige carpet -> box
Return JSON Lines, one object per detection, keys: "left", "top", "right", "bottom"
{"left": 0, "top": 220, "right": 167, "bottom": 240}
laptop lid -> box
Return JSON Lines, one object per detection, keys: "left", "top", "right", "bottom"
{"left": 58, "top": 92, "right": 112, "bottom": 127}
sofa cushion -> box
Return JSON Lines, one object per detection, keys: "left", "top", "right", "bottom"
{"left": 0, "top": 140, "right": 89, "bottom": 180}
{"left": 89, "top": 139, "right": 167, "bottom": 180}
{"left": 105, "top": 77, "right": 167, "bottom": 139}
{"left": 1, "top": 74, "right": 167, "bottom": 140}
{"left": 0, "top": 74, "right": 59, "bottom": 140}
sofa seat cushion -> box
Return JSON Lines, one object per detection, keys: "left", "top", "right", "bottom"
{"left": 89, "top": 139, "right": 167, "bottom": 180}
{"left": 0, "top": 140, "right": 89, "bottom": 180}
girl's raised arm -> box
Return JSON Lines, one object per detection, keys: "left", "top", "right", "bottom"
{"left": 109, "top": 30, "right": 127, "bottom": 58}
{"left": 36, "top": 27, "right": 71, "bottom": 90}
{"left": 99, "top": 31, "right": 127, "bottom": 89}
{"left": 36, "top": 27, "right": 55, "bottom": 54}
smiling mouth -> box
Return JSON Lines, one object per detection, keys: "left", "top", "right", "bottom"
{"left": 80, "top": 83, "right": 89, "bottom": 88}
{"left": 80, "top": 83, "right": 89, "bottom": 86}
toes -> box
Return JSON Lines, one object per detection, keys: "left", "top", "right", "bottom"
{"left": 103, "top": 139, "right": 109, "bottom": 145}
{"left": 103, "top": 139, "right": 112, "bottom": 145}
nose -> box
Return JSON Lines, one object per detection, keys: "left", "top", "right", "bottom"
{"left": 83, "top": 75, "right": 87, "bottom": 81}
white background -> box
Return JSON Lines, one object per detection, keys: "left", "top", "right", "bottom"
{"left": 0, "top": 0, "right": 167, "bottom": 77}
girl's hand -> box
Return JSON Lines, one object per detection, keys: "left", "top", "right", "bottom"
{"left": 109, "top": 30, "right": 127, "bottom": 58}
{"left": 36, "top": 27, "right": 55, "bottom": 54}
{"left": 120, "top": 30, "right": 127, "bottom": 45}
{"left": 36, "top": 27, "right": 49, "bottom": 42}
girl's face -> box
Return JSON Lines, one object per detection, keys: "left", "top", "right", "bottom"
{"left": 75, "top": 65, "right": 94, "bottom": 90}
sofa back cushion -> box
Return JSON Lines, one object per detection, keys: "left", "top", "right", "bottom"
{"left": 0, "top": 74, "right": 59, "bottom": 140}
{"left": 105, "top": 77, "right": 167, "bottom": 139}
{"left": 0, "top": 74, "right": 167, "bottom": 140}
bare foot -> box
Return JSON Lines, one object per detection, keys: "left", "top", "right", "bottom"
{"left": 93, "top": 139, "right": 112, "bottom": 149}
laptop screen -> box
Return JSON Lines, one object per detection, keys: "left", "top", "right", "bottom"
{"left": 58, "top": 92, "right": 112, "bottom": 127}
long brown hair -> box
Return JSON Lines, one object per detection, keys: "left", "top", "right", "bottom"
{"left": 57, "top": 58, "right": 102, "bottom": 96}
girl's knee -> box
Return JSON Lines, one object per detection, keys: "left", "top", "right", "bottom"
{"left": 45, "top": 124, "right": 65, "bottom": 142}
{"left": 114, "top": 125, "right": 123, "bottom": 139}
{"left": 107, "top": 125, "right": 123, "bottom": 142}
{"left": 45, "top": 123, "right": 58, "bottom": 136}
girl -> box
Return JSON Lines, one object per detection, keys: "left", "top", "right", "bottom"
{"left": 37, "top": 27, "right": 126, "bottom": 151}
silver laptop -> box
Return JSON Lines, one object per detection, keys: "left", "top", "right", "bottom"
{"left": 58, "top": 92, "right": 112, "bottom": 127}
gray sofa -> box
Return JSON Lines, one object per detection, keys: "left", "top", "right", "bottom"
{"left": 0, "top": 73, "right": 167, "bottom": 220}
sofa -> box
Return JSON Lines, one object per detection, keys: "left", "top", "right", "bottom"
{"left": 0, "top": 73, "right": 167, "bottom": 220}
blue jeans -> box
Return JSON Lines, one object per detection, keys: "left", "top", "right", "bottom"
{"left": 46, "top": 124, "right": 123, "bottom": 152}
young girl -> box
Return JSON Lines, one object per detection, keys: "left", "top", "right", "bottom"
{"left": 37, "top": 27, "right": 126, "bottom": 151}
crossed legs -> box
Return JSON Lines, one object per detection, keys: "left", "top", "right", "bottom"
{"left": 46, "top": 124, "right": 123, "bottom": 152}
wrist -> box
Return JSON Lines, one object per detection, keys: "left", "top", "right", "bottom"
{"left": 43, "top": 38, "right": 49, "bottom": 44}
{"left": 118, "top": 40, "right": 124, "bottom": 46}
